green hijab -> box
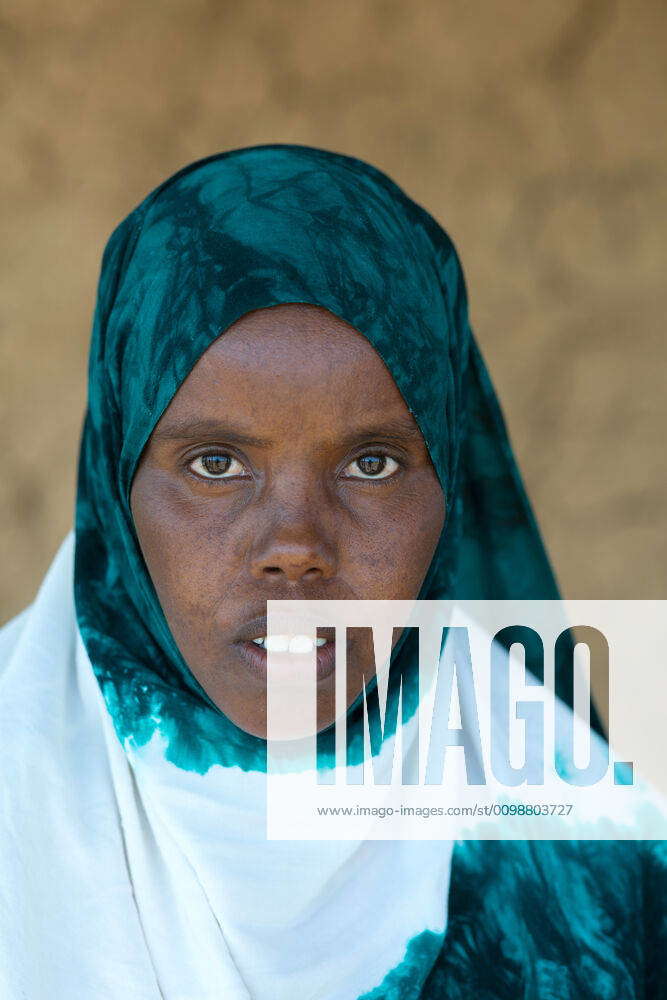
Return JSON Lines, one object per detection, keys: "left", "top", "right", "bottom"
{"left": 74, "top": 144, "right": 600, "bottom": 773}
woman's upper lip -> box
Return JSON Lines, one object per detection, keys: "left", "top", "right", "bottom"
{"left": 234, "top": 613, "right": 337, "bottom": 644}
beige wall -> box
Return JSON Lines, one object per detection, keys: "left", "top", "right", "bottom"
{"left": 2, "top": 0, "right": 666, "bottom": 624}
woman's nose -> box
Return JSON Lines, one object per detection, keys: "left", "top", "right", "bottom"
{"left": 248, "top": 504, "right": 337, "bottom": 584}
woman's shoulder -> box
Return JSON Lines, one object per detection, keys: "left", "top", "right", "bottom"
{"left": 428, "top": 837, "right": 666, "bottom": 999}
{"left": 0, "top": 533, "right": 76, "bottom": 684}
{"left": 0, "top": 606, "right": 32, "bottom": 677}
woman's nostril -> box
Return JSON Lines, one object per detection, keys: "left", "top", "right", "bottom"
{"left": 259, "top": 563, "right": 325, "bottom": 582}
{"left": 303, "top": 567, "right": 323, "bottom": 581}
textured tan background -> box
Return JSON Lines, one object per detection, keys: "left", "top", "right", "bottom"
{"left": 1, "top": 0, "right": 665, "bottom": 626}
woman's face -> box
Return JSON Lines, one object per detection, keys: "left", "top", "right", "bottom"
{"left": 130, "top": 304, "right": 445, "bottom": 737}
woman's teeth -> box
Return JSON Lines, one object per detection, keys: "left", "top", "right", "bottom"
{"left": 251, "top": 635, "right": 328, "bottom": 653}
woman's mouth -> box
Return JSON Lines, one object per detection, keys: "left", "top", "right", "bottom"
{"left": 250, "top": 634, "right": 328, "bottom": 652}
{"left": 236, "top": 633, "right": 337, "bottom": 681}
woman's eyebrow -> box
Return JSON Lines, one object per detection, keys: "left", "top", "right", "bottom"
{"left": 152, "top": 416, "right": 423, "bottom": 448}
{"left": 339, "top": 418, "right": 424, "bottom": 446}
{"left": 152, "top": 418, "right": 269, "bottom": 447}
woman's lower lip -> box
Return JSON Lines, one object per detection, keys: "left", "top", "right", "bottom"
{"left": 236, "top": 639, "right": 337, "bottom": 681}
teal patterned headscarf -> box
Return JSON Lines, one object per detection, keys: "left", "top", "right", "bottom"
{"left": 74, "top": 144, "right": 599, "bottom": 772}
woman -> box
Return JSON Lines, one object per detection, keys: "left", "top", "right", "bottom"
{"left": 0, "top": 144, "right": 664, "bottom": 999}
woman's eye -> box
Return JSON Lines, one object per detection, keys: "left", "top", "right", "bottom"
{"left": 189, "top": 453, "right": 248, "bottom": 480}
{"left": 344, "top": 454, "right": 399, "bottom": 480}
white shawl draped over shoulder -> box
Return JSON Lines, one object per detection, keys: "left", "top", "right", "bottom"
{"left": 0, "top": 535, "right": 453, "bottom": 1000}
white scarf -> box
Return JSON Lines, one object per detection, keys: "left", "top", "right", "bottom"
{"left": 0, "top": 535, "right": 453, "bottom": 1000}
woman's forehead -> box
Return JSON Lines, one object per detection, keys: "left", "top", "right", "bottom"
{"left": 201, "top": 303, "right": 407, "bottom": 375}
{"left": 152, "top": 303, "right": 426, "bottom": 445}
{"left": 200, "top": 302, "right": 385, "bottom": 361}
